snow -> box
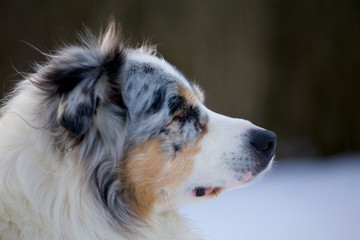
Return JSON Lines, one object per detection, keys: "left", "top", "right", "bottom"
{"left": 180, "top": 154, "right": 360, "bottom": 240}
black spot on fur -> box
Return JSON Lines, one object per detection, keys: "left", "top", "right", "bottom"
{"left": 95, "top": 97, "right": 101, "bottom": 110}
{"left": 168, "top": 95, "right": 185, "bottom": 115}
{"left": 145, "top": 86, "right": 167, "bottom": 114}
{"left": 59, "top": 110, "right": 93, "bottom": 137}
{"left": 159, "top": 128, "right": 169, "bottom": 135}
{"left": 173, "top": 143, "right": 182, "bottom": 153}
{"left": 103, "top": 50, "right": 125, "bottom": 83}
{"left": 143, "top": 63, "right": 155, "bottom": 73}
{"left": 57, "top": 82, "right": 98, "bottom": 137}
{"left": 41, "top": 65, "right": 101, "bottom": 95}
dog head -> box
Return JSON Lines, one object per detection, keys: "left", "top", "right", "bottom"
{"left": 32, "top": 23, "right": 276, "bottom": 228}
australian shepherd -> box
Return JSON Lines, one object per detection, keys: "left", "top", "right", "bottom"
{"left": 0, "top": 23, "right": 276, "bottom": 240}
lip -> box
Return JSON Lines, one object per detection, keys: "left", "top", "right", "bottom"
{"left": 192, "top": 187, "right": 222, "bottom": 197}
{"left": 191, "top": 171, "right": 256, "bottom": 198}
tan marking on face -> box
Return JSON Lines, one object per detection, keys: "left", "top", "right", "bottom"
{"left": 193, "top": 84, "right": 205, "bottom": 103}
{"left": 177, "top": 84, "right": 201, "bottom": 106}
{"left": 124, "top": 133, "right": 206, "bottom": 218}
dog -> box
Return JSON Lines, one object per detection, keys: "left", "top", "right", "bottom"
{"left": 0, "top": 23, "right": 276, "bottom": 240}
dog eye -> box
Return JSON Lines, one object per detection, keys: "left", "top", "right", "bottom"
{"left": 172, "top": 106, "right": 199, "bottom": 123}
{"left": 172, "top": 111, "right": 188, "bottom": 123}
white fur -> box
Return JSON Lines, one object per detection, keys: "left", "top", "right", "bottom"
{"left": 0, "top": 82, "right": 204, "bottom": 239}
{"left": 0, "top": 26, "right": 274, "bottom": 239}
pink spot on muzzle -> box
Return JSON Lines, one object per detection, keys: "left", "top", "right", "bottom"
{"left": 241, "top": 171, "right": 254, "bottom": 183}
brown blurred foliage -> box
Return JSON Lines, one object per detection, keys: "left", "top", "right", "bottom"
{"left": 1, "top": 0, "right": 359, "bottom": 158}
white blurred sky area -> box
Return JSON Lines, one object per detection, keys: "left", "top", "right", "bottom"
{"left": 180, "top": 154, "right": 360, "bottom": 240}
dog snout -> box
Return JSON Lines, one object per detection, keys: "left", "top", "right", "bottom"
{"left": 248, "top": 129, "right": 277, "bottom": 171}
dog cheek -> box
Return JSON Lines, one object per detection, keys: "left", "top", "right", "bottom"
{"left": 124, "top": 139, "right": 168, "bottom": 217}
{"left": 124, "top": 137, "right": 200, "bottom": 216}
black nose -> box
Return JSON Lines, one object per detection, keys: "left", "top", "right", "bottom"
{"left": 249, "top": 129, "right": 277, "bottom": 160}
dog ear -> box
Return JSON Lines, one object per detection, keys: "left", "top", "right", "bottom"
{"left": 56, "top": 69, "right": 101, "bottom": 137}
{"left": 36, "top": 23, "right": 125, "bottom": 137}
{"left": 35, "top": 48, "right": 104, "bottom": 137}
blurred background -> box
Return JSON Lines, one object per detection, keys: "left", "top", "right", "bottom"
{"left": 1, "top": 1, "right": 359, "bottom": 239}
{"left": 1, "top": 0, "right": 359, "bottom": 158}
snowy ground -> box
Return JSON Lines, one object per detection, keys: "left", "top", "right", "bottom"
{"left": 180, "top": 154, "right": 360, "bottom": 240}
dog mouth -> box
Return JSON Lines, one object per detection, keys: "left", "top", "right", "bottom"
{"left": 192, "top": 172, "right": 256, "bottom": 197}
{"left": 192, "top": 187, "right": 222, "bottom": 197}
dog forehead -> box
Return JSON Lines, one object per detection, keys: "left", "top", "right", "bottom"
{"left": 124, "top": 49, "right": 191, "bottom": 88}
{"left": 119, "top": 49, "right": 198, "bottom": 119}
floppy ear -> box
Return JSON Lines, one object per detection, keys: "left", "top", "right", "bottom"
{"left": 56, "top": 69, "right": 101, "bottom": 137}
{"left": 35, "top": 23, "right": 125, "bottom": 137}
{"left": 33, "top": 44, "right": 105, "bottom": 137}
{"left": 34, "top": 48, "right": 104, "bottom": 138}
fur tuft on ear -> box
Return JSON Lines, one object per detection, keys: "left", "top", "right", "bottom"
{"left": 33, "top": 22, "right": 125, "bottom": 137}
{"left": 100, "top": 22, "right": 125, "bottom": 83}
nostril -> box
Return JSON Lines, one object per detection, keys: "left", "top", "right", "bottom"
{"left": 249, "top": 129, "right": 277, "bottom": 155}
{"left": 251, "top": 139, "right": 273, "bottom": 152}
{"left": 266, "top": 140, "right": 274, "bottom": 152}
